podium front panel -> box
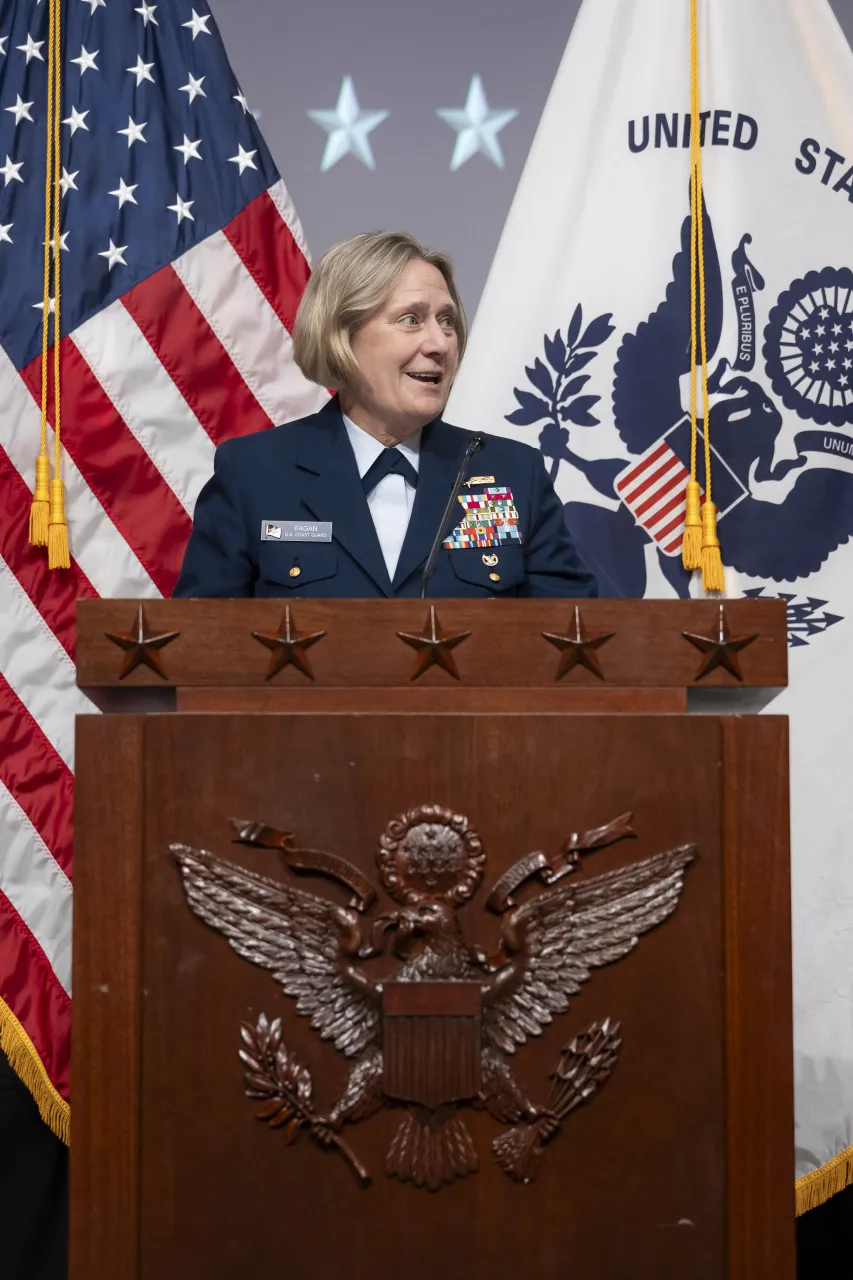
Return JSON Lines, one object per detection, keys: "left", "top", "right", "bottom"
{"left": 72, "top": 709, "right": 792, "bottom": 1280}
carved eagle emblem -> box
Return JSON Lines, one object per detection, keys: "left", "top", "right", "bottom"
{"left": 173, "top": 805, "right": 694, "bottom": 1191}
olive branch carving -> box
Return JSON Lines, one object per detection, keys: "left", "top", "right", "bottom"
{"left": 240, "top": 1013, "right": 371, "bottom": 1186}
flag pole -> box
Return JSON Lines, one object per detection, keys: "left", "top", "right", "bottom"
{"left": 28, "top": 0, "right": 69, "bottom": 568}
{"left": 682, "top": 0, "right": 724, "bottom": 590}
{"left": 28, "top": 0, "right": 58, "bottom": 547}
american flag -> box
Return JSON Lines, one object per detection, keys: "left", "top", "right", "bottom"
{"left": 0, "top": 0, "right": 325, "bottom": 1135}
{"left": 615, "top": 437, "right": 696, "bottom": 557}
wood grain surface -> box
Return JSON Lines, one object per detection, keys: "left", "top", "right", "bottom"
{"left": 175, "top": 685, "right": 687, "bottom": 713}
{"left": 722, "top": 716, "right": 795, "bottom": 1280}
{"left": 70, "top": 716, "right": 144, "bottom": 1280}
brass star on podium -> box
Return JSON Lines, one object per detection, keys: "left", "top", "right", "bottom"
{"left": 682, "top": 604, "right": 758, "bottom": 681}
{"left": 397, "top": 606, "right": 471, "bottom": 681}
{"left": 105, "top": 604, "right": 180, "bottom": 680}
{"left": 251, "top": 606, "right": 326, "bottom": 681}
{"left": 542, "top": 606, "right": 614, "bottom": 680}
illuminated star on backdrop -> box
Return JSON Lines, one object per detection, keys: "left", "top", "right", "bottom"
{"left": 308, "top": 76, "right": 389, "bottom": 172}
{"left": 436, "top": 74, "right": 518, "bottom": 171}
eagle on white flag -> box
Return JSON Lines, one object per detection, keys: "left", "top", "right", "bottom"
{"left": 449, "top": 0, "right": 853, "bottom": 1210}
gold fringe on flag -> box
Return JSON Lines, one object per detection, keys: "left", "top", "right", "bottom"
{"left": 796, "top": 1143, "right": 853, "bottom": 1215}
{"left": 683, "top": 0, "right": 724, "bottom": 589}
{"left": 0, "top": 995, "right": 70, "bottom": 1145}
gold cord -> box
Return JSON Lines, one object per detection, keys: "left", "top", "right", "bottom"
{"left": 47, "top": 0, "right": 69, "bottom": 569}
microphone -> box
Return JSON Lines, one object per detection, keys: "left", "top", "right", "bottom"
{"left": 420, "top": 433, "right": 486, "bottom": 599}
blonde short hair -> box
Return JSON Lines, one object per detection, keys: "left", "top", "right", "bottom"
{"left": 292, "top": 231, "right": 468, "bottom": 389}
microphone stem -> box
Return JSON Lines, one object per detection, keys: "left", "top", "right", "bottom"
{"left": 420, "top": 434, "right": 485, "bottom": 599}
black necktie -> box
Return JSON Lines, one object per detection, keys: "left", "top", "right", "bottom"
{"left": 361, "top": 447, "right": 419, "bottom": 496}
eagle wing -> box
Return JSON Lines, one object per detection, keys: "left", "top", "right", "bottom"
{"left": 483, "top": 845, "right": 694, "bottom": 1054}
{"left": 173, "top": 844, "right": 380, "bottom": 1057}
{"left": 722, "top": 467, "right": 853, "bottom": 580}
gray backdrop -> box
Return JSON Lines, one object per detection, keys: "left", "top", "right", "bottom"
{"left": 213, "top": 0, "right": 853, "bottom": 321}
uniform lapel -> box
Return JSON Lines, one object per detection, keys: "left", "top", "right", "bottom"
{"left": 392, "top": 419, "right": 466, "bottom": 591}
{"left": 297, "top": 399, "right": 393, "bottom": 596}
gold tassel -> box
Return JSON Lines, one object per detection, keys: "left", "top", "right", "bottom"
{"left": 796, "top": 1144, "right": 853, "bottom": 1215}
{"left": 47, "top": 475, "right": 70, "bottom": 570}
{"left": 28, "top": 454, "right": 51, "bottom": 546}
{"left": 700, "top": 501, "right": 725, "bottom": 592}
{"left": 681, "top": 480, "right": 702, "bottom": 570}
{"left": 0, "top": 995, "right": 70, "bottom": 1145}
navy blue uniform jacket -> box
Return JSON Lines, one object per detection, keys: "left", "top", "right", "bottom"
{"left": 173, "top": 398, "right": 597, "bottom": 599}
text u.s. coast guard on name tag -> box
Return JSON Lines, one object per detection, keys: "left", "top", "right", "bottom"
{"left": 261, "top": 521, "right": 333, "bottom": 543}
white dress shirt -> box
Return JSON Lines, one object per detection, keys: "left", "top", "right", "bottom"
{"left": 343, "top": 413, "right": 421, "bottom": 579}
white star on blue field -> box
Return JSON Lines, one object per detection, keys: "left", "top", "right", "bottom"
{"left": 308, "top": 76, "right": 389, "bottom": 172}
{"left": 437, "top": 75, "right": 518, "bottom": 171}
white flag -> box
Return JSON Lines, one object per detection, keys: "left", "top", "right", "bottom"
{"left": 450, "top": 0, "right": 853, "bottom": 1205}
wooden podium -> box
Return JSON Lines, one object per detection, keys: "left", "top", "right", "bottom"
{"left": 71, "top": 598, "right": 794, "bottom": 1280}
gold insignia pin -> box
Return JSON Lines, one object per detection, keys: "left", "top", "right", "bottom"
{"left": 464, "top": 475, "right": 495, "bottom": 486}
{"left": 482, "top": 553, "right": 499, "bottom": 567}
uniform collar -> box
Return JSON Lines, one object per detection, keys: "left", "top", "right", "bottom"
{"left": 341, "top": 412, "right": 422, "bottom": 479}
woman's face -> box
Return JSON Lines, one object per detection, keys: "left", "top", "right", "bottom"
{"left": 347, "top": 259, "right": 460, "bottom": 436}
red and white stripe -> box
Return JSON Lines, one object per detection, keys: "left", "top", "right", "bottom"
{"left": 615, "top": 438, "right": 701, "bottom": 557}
{"left": 0, "top": 182, "right": 327, "bottom": 1118}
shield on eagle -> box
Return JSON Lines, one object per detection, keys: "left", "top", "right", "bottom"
{"left": 382, "top": 980, "right": 482, "bottom": 1108}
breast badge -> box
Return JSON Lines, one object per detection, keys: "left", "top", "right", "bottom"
{"left": 443, "top": 486, "right": 523, "bottom": 550}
